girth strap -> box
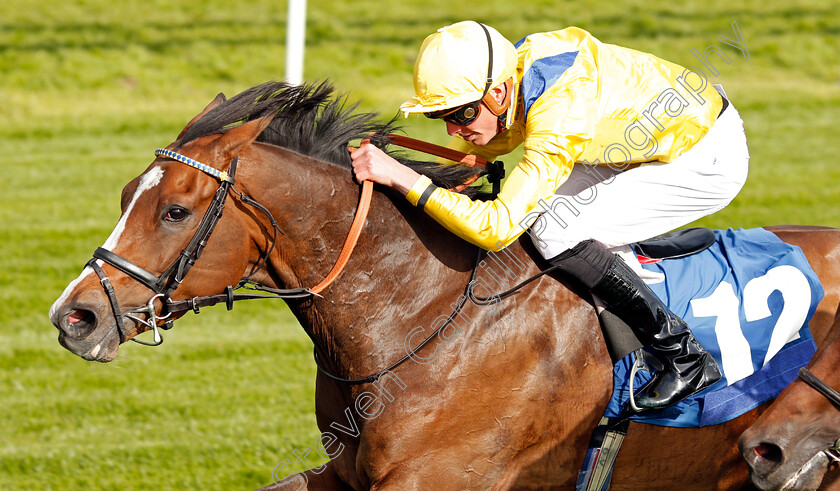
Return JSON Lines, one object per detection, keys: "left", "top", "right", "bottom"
{"left": 577, "top": 417, "right": 630, "bottom": 491}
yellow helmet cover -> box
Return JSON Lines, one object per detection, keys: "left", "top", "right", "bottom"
{"left": 400, "top": 21, "right": 518, "bottom": 116}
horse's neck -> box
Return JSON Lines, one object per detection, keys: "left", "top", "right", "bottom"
{"left": 246, "top": 145, "right": 477, "bottom": 377}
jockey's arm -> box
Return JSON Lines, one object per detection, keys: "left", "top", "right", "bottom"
{"left": 405, "top": 141, "right": 577, "bottom": 252}
{"left": 351, "top": 137, "right": 575, "bottom": 252}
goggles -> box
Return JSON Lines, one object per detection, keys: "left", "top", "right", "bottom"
{"left": 424, "top": 100, "right": 482, "bottom": 126}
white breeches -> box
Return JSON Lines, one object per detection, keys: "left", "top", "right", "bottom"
{"left": 529, "top": 90, "right": 750, "bottom": 259}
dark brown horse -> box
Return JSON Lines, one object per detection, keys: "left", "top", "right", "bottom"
{"left": 740, "top": 316, "right": 840, "bottom": 489}
{"left": 49, "top": 81, "right": 840, "bottom": 490}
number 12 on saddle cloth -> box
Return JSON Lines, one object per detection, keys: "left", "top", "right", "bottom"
{"left": 605, "top": 227, "right": 824, "bottom": 428}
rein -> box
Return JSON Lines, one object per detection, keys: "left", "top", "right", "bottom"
{"left": 310, "top": 135, "right": 525, "bottom": 384}
{"left": 381, "top": 133, "right": 506, "bottom": 194}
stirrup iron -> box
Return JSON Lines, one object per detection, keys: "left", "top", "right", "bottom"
{"left": 627, "top": 349, "right": 663, "bottom": 413}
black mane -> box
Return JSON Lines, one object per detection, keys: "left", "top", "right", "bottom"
{"left": 179, "top": 81, "right": 488, "bottom": 198}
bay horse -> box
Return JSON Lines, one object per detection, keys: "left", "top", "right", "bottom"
{"left": 49, "top": 81, "right": 840, "bottom": 490}
{"left": 739, "top": 315, "right": 840, "bottom": 489}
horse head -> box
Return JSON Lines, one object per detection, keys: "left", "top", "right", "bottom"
{"left": 739, "top": 318, "right": 840, "bottom": 490}
{"left": 48, "top": 92, "right": 283, "bottom": 361}
{"left": 49, "top": 80, "right": 484, "bottom": 366}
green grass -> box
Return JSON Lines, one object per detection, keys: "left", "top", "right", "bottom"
{"left": 2, "top": 0, "right": 839, "bottom": 489}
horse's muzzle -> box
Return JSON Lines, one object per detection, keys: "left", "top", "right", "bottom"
{"left": 740, "top": 428, "right": 833, "bottom": 491}
{"left": 50, "top": 297, "right": 121, "bottom": 362}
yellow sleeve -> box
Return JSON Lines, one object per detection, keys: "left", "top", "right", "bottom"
{"left": 411, "top": 63, "right": 597, "bottom": 252}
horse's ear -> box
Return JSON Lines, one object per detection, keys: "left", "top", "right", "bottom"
{"left": 177, "top": 93, "right": 227, "bottom": 139}
{"left": 213, "top": 113, "right": 276, "bottom": 161}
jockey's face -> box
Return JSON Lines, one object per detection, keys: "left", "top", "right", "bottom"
{"left": 442, "top": 81, "right": 508, "bottom": 146}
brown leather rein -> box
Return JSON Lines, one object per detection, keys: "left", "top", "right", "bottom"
{"left": 309, "top": 177, "right": 372, "bottom": 295}
{"left": 312, "top": 134, "right": 502, "bottom": 294}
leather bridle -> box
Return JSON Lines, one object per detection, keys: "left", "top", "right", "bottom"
{"left": 83, "top": 135, "right": 511, "bottom": 383}
{"left": 86, "top": 148, "right": 313, "bottom": 346}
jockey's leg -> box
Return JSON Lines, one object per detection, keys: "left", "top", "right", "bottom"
{"left": 548, "top": 239, "right": 721, "bottom": 410}
{"left": 529, "top": 90, "right": 748, "bottom": 410}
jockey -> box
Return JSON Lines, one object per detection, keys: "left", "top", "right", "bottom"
{"left": 350, "top": 21, "right": 749, "bottom": 410}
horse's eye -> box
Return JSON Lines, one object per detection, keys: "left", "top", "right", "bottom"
{"left": 163, "top": 207, "right": 189, "bottom": 222}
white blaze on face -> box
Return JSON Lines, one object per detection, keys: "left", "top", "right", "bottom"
{"left": 50, "top": 167, "right": 166, "bottom": 318}
{"left": 102, "top": 166, "right": 165, "bottom": 251}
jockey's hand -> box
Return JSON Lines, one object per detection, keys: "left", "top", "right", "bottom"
{"left": 351, "top": 143, "right": 421, "bottom": 195}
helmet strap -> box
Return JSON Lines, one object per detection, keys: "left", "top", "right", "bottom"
{"left": 476, "top": 22, "right": 495, "bottom": 100}
{"left": 475, "top": 22, "right": 511, "bottom": 127}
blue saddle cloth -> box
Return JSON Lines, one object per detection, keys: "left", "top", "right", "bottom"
{"left": 603, "top": 228, "right": 824, "bottom": 427}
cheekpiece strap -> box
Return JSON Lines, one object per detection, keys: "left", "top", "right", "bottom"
{"left": 155, "top": 148, "right": 232, "bottom": 182}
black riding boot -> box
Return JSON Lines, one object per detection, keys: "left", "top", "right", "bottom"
{"left": 548, "top": 240, "right": 722, "bottom": 411}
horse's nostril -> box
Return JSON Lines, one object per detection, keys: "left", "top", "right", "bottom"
{"left": 68, "top": 309, "right": 91, "bottom": 324}
{"left": 754, "top": 442, "right": 784, "bottom": 464}
{"left": 63, "top": 308, "right": 97, "bottom": 338}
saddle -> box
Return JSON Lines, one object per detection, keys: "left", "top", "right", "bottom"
{"left": 631, "top": 227, "right": 716, "bottom": 262}
{"left": 579, "top": 227, "right": 823, "bottom": 490}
